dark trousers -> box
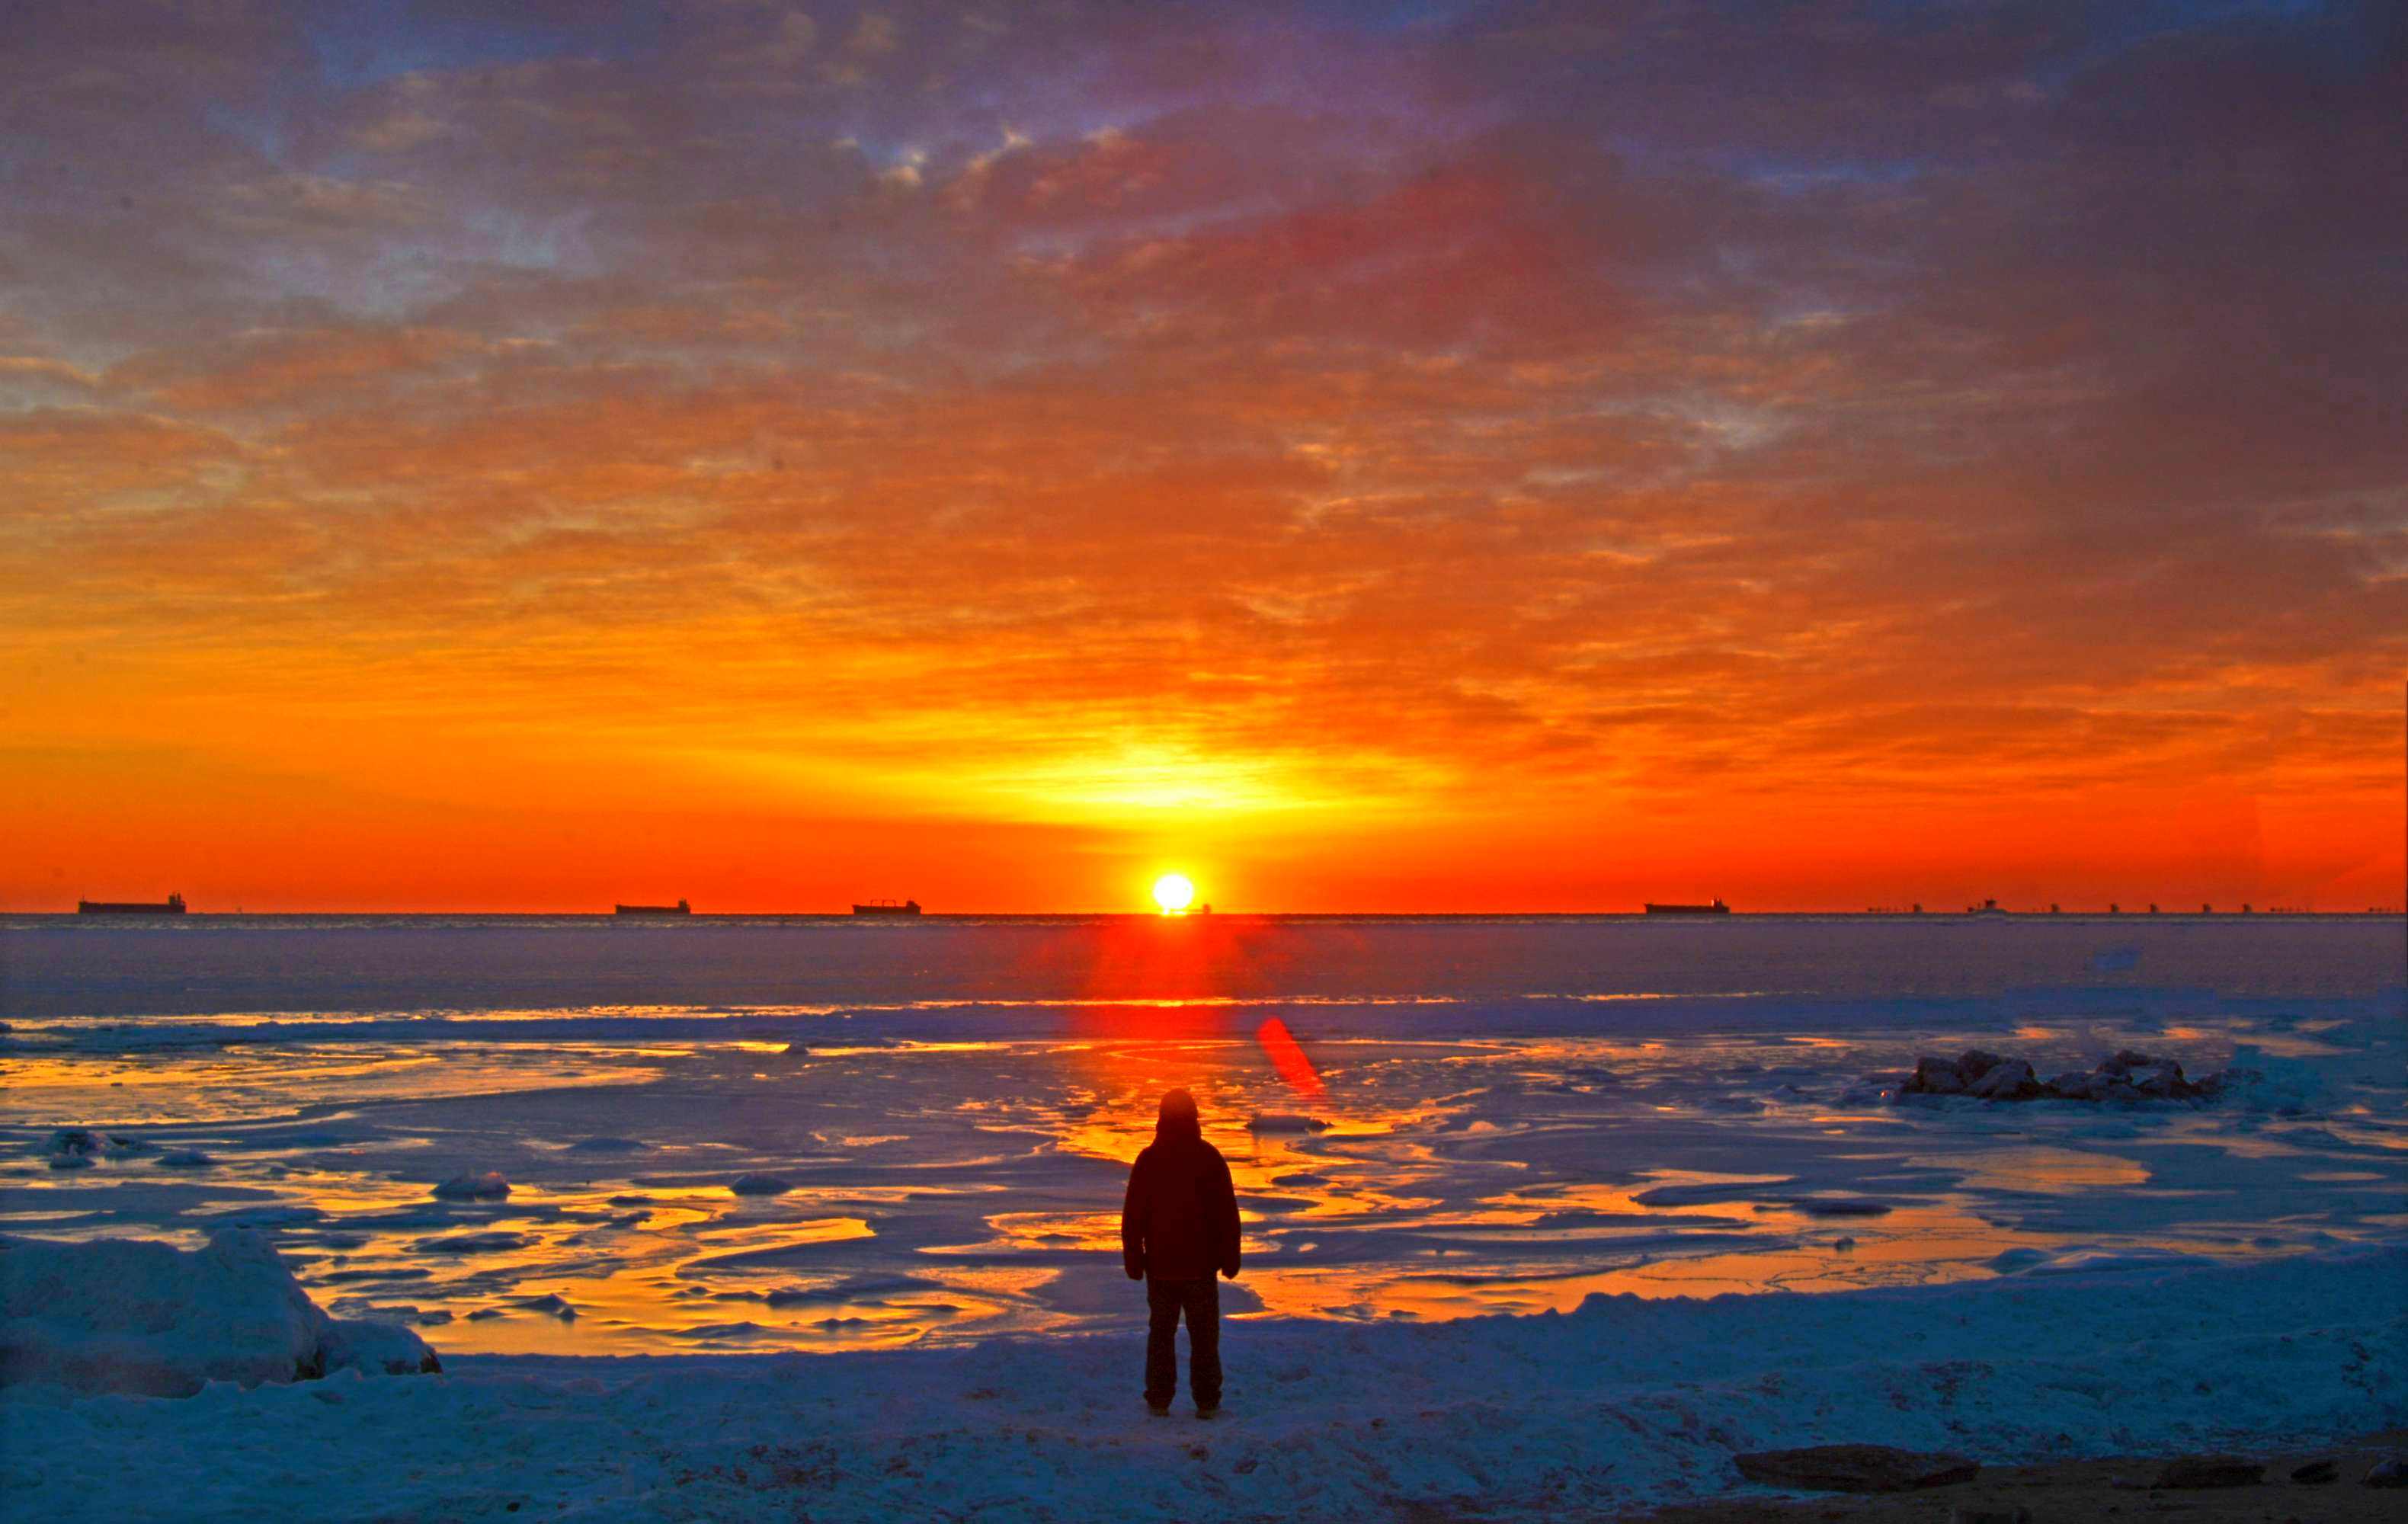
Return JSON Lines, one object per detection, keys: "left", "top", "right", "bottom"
{"left": 1144, "top": 1275, "right": 1221, "bottom": 1408}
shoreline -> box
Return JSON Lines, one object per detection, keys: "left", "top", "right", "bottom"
{"left": 8, "top": 1244, "right": 2402, "bottom": 1520}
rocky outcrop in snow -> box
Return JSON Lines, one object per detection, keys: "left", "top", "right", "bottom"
{"left": 1891, "top": 1049, "right": 2258, "bottom": 1104}
{"left": 0, "top": 1230, "right": 440, "bottom": 1398}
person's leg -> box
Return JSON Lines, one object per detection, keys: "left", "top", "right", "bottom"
{"left": 1144, "top": 1277, "right": 1180, "bottom": 1410}
{"left": 1183, "top": 1276, "right": 1221, "bottom": 1411}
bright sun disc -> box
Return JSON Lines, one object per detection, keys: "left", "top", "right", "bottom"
{"left": 1152, "top": 874, "right": 1196, "bottom": 913}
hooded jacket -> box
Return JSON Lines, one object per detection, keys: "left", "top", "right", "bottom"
{"left": 1121, "top": 1104, "right": 1241, "bottom": 1282}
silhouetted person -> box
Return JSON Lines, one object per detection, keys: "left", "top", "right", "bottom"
{"left": 1121, "top": 1087, "right": 1240, "bottom": 1417}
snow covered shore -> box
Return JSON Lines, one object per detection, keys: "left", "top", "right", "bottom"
{"left": 5, "top": 1244, "right": 2401, "bottom": 1522}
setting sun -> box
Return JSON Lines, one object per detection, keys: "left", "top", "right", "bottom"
{"left": 1151, "top": 874, "right": 1196, "bottom": 914}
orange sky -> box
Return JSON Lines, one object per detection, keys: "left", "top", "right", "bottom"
{"left": 3, "top": 2, "right": 2403, "bottom": 912}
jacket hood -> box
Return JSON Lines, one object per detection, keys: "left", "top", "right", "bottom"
{"left": 1154, "top": 1088, "right": 1202, "bottom": 1145}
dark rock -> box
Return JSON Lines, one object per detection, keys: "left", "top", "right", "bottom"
{"left": 2130, "top": 1061, "right": 2191, "bottom": 1100}
{"left": 1970, "top": 1058, "right": 2042, "bottom": 1100}
{"left": 1957, "top": 1049, "right": 2006, "bottom": 1082}
{"left": 2365, "top": 1457, "right": 2408, "bottom": 1487}
{"left": 729, "top": 1173, "right": 793, "bottom": 1195}
{"left": 2150, "top": 1455, "right": 2263, "bottom": 1488}
{"left": 1733, "top": 1444, "right": 1979, "bottom": 1493}
{"left": 1891, "top": 1048, "right": 2233, "bottom": 1106}
{"left": 2288, "top": 1458, "right": 2337, "bottom": 1484}
{"left": 1906, "top": 1056, "right": 1966, "bottom": 1094}
{"left": 1947, "top": 1508, "right": 2030, "bottom": 1524}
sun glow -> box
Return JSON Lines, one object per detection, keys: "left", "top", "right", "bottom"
{"left": 1151, "top": 873, "right": 1196, "bottom": 914}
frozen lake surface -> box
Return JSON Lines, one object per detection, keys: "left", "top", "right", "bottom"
{"left": 5, "top": 915, "right": 2401, "bottom": 1356}
{"left": 5, "top": 914, "right": 2404, "bottom": 1519}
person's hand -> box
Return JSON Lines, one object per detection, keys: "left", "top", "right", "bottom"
{"left": 1126, "top": 1257, "right": 1145, "bottom": 1281}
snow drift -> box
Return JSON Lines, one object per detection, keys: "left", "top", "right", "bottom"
{"left": 0, "top": 1230, "right": 440, "bottom": 1397}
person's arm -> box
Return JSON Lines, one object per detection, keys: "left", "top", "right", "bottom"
{"left": 1211, "top": 1150, "right": 1241, "bottom": 1279}
{"left": 1121, "top": 1152, "right": 1148, "bottom": 1280}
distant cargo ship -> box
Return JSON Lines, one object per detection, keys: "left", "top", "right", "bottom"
{"left": 78, "top": 893, "right": 186, "bottom": 915}
{"left": 852, "top": 899, "right": 922, "bottom": 916}
{"left": 614, "top": 900, "right": 690, "bottom": 916}
{"left": 1644, "top": 899, "right": 1729, "bottom": 915}
{"left": 1968, "top": 898, "right": 2009, "bottom": 916}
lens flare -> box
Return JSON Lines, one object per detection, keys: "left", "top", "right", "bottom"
{"left": 1256, "top": 1017, "right": 1327, "bottom": 1100}
{"left": 1151, "top": 873, "right": 1196, "bottom": 913}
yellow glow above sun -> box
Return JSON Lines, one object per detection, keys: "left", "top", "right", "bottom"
{"left": 1151, "top": 873, "right": 1196, "bottom": 913}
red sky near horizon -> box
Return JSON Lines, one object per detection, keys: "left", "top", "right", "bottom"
{"left": 4, "top": 2, "right": 2403, "bottom": 914}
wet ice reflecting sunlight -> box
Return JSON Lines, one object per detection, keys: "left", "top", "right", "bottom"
{"left": 4, "top": 1004, "right": 2403, "bottom": 1356}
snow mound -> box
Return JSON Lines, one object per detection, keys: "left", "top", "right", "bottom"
{"left": 0, "top": 1231, "right": 440, "bottom": 1398}
{"left": 41, "top": 1128, "right": 149, "bottom": 1160}
{"left": 1248, "top": 1113, "right": 1331, "bottom": 1133}
{"left": 432, "top": 1170, "right": 511, "bottom": 1200}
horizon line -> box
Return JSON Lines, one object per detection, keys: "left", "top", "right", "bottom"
{"left": 10, "top": 906, "right": 2401, "bottom": 919}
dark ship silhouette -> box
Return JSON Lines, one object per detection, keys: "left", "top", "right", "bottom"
{"left": 78, "top": 893, "right": 185, "bottom": 915}
{"left": 1644, "top": 898, "right": 1729, "bottom": 914}
{"left": 614, "top": 900, "right": 690, "bottom": 916}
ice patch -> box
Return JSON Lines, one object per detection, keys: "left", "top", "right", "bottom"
{"left": 414, "top": 1232, "right": 530, "bottom": 1256}
{"left": 2002, "top": 1246, "right": 2227, "bottom": 1277}
{"left": 1788, "top": 1199, "right": 1894, "bottom": 1218}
